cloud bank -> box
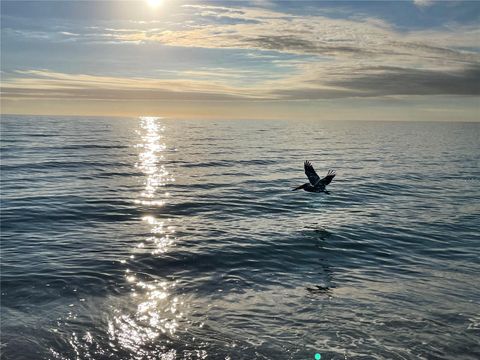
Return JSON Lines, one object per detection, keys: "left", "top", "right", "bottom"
{"left": 2, "top": 4, "right": 479, "bottom": 104}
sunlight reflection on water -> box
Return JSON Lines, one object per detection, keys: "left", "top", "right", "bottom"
{"left": 108, "top": 116, "right": 184, "bottom": 358}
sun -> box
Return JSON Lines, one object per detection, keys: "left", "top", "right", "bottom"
{"left": 147, "top": 0, "right": 162, "bottom": 8}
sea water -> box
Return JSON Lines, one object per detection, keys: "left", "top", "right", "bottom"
{"left": 1, "top": 116, "right": 479, "bottom": 359}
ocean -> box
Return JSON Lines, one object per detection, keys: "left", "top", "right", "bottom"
{"left": 1, "top": 115, "right": 479, "bottom": 360}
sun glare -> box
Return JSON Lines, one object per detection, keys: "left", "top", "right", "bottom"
{"left": 147, "top": 0, "right": 162, "bottom": 8}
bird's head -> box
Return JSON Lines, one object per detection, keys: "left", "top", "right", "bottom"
{"left": 292, "top": 183, "right": 308, "bottom": 191}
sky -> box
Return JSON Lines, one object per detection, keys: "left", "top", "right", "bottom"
{"left": 1, "top": 0, "right": 479, "bottom": 120}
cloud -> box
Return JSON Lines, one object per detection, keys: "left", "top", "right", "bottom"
{"left": 413, "top": 0, "right": 435, "bottom": 8}
{"left": 1, "top": 70, "right": 271, "bottom": 101}
{"left": 274, "top": 64, "right": 480, "bottom": 100}
{"left": 2, "top": 4, "right": 479, "bottom": 102}
{"left": 334, "top": 65, "right": 480, "bottom": 96}
{"left": 92, "top": 5, "right": 478, "bottom": 67}
{"left": 6, "top": 62, "right": 477, "bottom": 104}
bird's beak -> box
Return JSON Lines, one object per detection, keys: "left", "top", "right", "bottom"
{"left": 292, "top": 185, "right": 303, "bottom": 191}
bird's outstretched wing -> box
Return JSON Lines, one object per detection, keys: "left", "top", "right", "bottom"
{"left": 319, "top": 169, "right": 336, "bottom": 186}
{"left": 304, "top": 161, "right": 320, "bottom": 185}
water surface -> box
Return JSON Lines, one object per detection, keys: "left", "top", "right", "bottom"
{"left": 1, "top": 116, "right": 479, "bottom": 359}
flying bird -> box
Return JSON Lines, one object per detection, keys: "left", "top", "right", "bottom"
{"left": 293, "top": 161, "right": 336, "bottom": 193}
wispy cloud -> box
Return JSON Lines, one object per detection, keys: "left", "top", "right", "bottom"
{"left": 89, "top": 5, "right": 478, "bottom": 69}
{"left": 413, "top": 0, "right": 435, "bottom": 8}
{"left": 275, "top": 64, "right": 480, "bottom": 100}
{"left": 2, "top": 4, "right": 479, "bottom": 104}
{"left": 1, "top": 70, "right": 271, "bottom": 101}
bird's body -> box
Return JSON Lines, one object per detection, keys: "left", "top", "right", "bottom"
{"left": 293, "top": 161, "right": 336, "bottom": 193}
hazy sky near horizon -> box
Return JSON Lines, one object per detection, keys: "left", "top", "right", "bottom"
{"left": 1, "top": 0, "right": 479, "bottom": 120}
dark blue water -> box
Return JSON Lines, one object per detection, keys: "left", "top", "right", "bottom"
{"left": 1, "top": 115, "right": 479, "bottom": 360}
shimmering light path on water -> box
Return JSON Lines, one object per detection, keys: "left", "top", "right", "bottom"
{"left": 1, "top": 116, "right": 479, "bottom": 359}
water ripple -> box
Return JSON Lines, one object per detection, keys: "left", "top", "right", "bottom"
{"left": 1, "top": 117, "right": 479, "bottom": 360}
